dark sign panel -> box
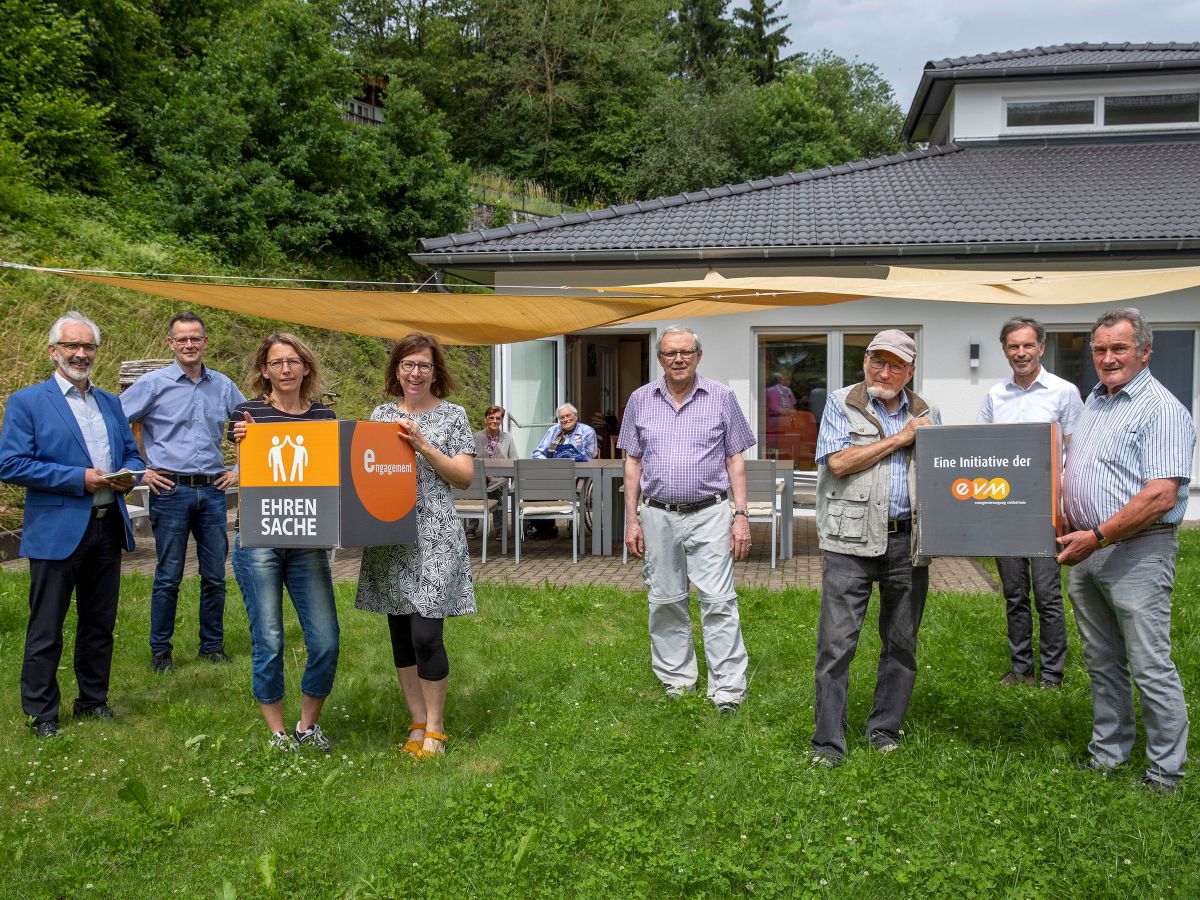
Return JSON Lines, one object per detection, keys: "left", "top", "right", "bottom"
{"left": 916, "top": 423, "right": 1063, "bottom": 558}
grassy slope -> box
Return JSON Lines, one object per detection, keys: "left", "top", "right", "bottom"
{"left": 0, "top": 531, "right": 1196, "bottom": 897}
{"left": 0, "top": 193, "right": 491, "bottom": 530}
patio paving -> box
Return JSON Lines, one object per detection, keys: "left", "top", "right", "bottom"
{"left": 4, "top": 517, "right": 997, "bottom": 594}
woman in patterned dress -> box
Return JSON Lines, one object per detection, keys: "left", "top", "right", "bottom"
{"left": 355, "top": 333, "right": 476, "bottom": 759}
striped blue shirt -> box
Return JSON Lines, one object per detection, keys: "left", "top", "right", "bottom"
{"left": 816, "top": 390, "right": 941, "bottom": 519}
{"left": 1064, "top": 367, "right": 1195, "bottom": 529}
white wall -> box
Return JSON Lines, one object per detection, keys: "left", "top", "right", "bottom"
{"left": 950, "top": 74, "right": 1200, "bottom": 142}
{"left": 495, "top": 262, "right": 1200, "bottom": 518}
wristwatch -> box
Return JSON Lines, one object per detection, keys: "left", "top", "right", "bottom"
{"left": 733, "top": 509, "right": 749, "bottom": 518}
{"left": 1092, "top": 527, "right": 1111, "bottom": 548}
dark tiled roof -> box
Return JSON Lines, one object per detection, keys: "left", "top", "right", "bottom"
{"left": 414, "top": 141, "right": 1200, "bottom": 260}
{"left": 928, "top": 42, "right": 1200, "bottom": 72}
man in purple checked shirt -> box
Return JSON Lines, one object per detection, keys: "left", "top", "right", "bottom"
{"left": 618, "top": 326, "right": 755, "bottom": 714}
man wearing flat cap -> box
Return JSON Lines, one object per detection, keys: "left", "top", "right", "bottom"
{"left": 809, "top": 330, "right": 940, "bottom": 766}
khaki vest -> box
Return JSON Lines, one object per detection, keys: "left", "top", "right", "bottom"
{"left": 816, "top": 382, "right": 937, "bottom": 565}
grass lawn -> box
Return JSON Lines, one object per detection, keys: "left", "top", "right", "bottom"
{"left": 2, "top": 532, "right": 1198, "bottom": 897}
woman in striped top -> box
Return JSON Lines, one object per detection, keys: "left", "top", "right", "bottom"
{"left": 229, "top": 332, "right": 340, "bottom": 753}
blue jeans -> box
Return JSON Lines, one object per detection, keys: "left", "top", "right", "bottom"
{"left": 149, "top": 484, "right": 229, "bottom": 655}
{"left": 231, "top": 536, "right": 340, "bottom": 705}
{"left": 813, "top": 534, "right": 929, "bottom": 758}
{"left": 1067, "top": 531, "right": 1187, "bottom": 786}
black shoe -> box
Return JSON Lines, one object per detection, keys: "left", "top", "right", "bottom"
{"left": 199, "top": 649, "right": 233, "bottom": 664}
{"left": 1078, "top": 758, "right": 1115, "bottom": 776}
{"left": 151, "top": 652, "right": 174, "bottom": 673}
{"left": 1140, "top": 775, "right": 1178, "bottom": 796}
{"left": 74, "top": 704, "right": 114, "bottom": 720}
{"left": 32, "top": 721, "right": 59, "bottom": 738}
{"left": 1039, "top": 679, "right": 1062, "bottom": 691}
{"left": 868, "top": 731, "right": 901, "bottom": 753}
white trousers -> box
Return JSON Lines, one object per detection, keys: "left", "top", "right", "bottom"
{"left": 639, "top": 501, "right": 749, "bottom": 704}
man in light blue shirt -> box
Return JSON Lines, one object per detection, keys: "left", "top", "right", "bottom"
{"left": 978, "top": 316, "right": 1083, "bottom": 690}
{"left": 120, "top": 312, "right": 245, "bottom": 672}
{"left": 1057, "top": 308, "right": 1195, "bottom": 795}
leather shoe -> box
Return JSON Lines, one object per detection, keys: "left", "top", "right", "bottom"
{"left": 200, "top": 649, "right": 233, "bottom": 664}
{"left": 74, "top": 704, "right": 114, "bottom": 720}
{"left": 151, "top": 652, "right": 174, "bottom": 673}
{"left": 1000, "top": 671, "right": 1037, "bottom": 687}
{"left": 32, "top": 721, "right": 59, "bottom": 738}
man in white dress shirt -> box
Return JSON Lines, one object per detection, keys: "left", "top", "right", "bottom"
{"left": 977, "top": 316, "right": 1083, "bottom": 689}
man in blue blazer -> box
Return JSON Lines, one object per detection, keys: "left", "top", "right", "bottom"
{"left": 0, "top": 311, "right": 144, "bottom": 737}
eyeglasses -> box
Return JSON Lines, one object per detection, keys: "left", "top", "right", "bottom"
{"left": 170, "top": 335, "right": 205, "bottom": 345}
{"left": 398, "top": 361, "right": 434, "bottom": 374}
{"left": 56, "top": 342, "right": 98, "bottom": 353}
{"left": 867, "top": 355, "right": 910, "bottom": 375}
{"left": 266, "top": 358, "right": 304, "bottom": 371}
{"left": 659, "top": 349, "right": 698, "bottom": 360}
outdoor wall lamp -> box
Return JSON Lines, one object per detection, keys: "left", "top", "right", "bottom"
{"left": 969, "top": 339, "right": 980, "bottom": 369}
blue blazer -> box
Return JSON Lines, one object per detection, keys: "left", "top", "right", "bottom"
{"left": 0, "top": 376, "right": 144, "bottom": 560}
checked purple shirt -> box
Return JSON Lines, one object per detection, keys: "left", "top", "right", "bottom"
{"left": 618, "top": 375, "right": 756, "bottom": 504}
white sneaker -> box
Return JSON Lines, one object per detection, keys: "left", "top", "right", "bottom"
{"left": 293, "top": 721, "right": 331, "bottom": 753}
{"left": 269, "top": 731, "right": 297, "bottom": 752}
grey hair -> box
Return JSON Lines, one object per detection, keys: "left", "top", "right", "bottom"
{"left": 998, "top": 316, "right": 1045, "bottom": 345}
{"left": 1093, "top": 307, "right": 1152, "bottom": 350}
{"left": 656, "top": 326, "right": 702, "bottom": 354}
{"left": 556, "top": 403, "right": 579, "bottom": 417}
{"left": 49, "top": 311, "right": 101, "bottom": 346}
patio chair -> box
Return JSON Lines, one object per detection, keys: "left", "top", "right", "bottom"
{"left": 514, "top": 458, "right": 580, "bottom": 565}
{"left": 453, "top": 459, "right": 505, "bottom": 564}
{"left": 741, "top": 459, "right": 781, "bottom": 569}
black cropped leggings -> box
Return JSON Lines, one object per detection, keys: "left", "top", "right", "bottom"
{"left": 387, "top": 613, "right": 449, "bottom": 681}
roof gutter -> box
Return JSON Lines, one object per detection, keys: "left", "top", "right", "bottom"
{"left": 902, "top": 59, "right": 1200, "bottom": 143}
{"left": 410, "top": 238, "right": 1200, "bottom": 269}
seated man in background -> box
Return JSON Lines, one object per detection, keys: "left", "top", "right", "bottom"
{"left": 528, "top": 403, "right": 597, "bottom": 539}
{"left": 469, "top": 405, "right": 515, "bottom": 538}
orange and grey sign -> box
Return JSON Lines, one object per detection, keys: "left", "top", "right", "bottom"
{"left": 916, "top": 423, "right": 1063, "bottom": 558}
{"left": 239, "top": 421, "right": 416, "bottom": 548}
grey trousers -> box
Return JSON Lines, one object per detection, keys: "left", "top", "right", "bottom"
{"left": 813, "top": 533, "right": 928, "bottom": 758}
{"left": 995, "top": 556, "right": 1067, "bottom": 682}
{"left": 640, "top": 501, "right": 748, "bottom": 706}
{"left": 1067, "top": 530, "right": 1188, "bottom": 786}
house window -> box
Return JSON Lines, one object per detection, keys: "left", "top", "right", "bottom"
{"left": 1104, "top": 93, "right": 1200, "bottom": 126}
{"left": 757, "top": 330, "right": 918, "bottom": 470}
{"left": 1006, "top": 100, "right": 1094, "bottom": 128}
{"left": 1043, "top": 328, "right": 1196, "bottom": 413}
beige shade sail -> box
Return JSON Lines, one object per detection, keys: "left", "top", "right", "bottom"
{"left": 47, "top": 271, "right": 693, "bottom": 345}
{"left": 607, "top": 265, "right": 1200, "bottom": 308}
{"left": 12, "top": 262, "right": 1200, "bottom": 342}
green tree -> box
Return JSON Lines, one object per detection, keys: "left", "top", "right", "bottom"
{"left": 732, "top": 0, "right": 788, "bottom": 85}
{"left": 0, "top": 0, "right": 121, "bottom": 192}
{"left": 152, "top": 0, "right": 467, "bottom": 266}
{"left": 667, "top": 0, "right": 732, "bottom": 85}
{"left": 794, "top": 51, "right": 904, "bottom": 159}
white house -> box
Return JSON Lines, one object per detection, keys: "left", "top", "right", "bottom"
{"left": 411, "top": 43, "right": 1200, "bottom": 517}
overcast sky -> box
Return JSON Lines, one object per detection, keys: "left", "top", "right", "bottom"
{"left": 778, "top": 0, "right": 1200, "bottom": 110}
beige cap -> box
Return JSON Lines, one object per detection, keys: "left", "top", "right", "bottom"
{"left": 866, "top": 329, "right": 916, "bottom": 364}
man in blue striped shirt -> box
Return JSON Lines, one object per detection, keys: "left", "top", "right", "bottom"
{"left": 1058, "top": 308, "right": 1196, "bottom": 795}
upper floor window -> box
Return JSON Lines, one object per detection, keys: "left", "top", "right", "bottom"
{"left": 1104, "top": 92, "right": 1199, "bottom": 126}
{"left": 1006, "top": 92, "right": 1200, "bottom": 132}
{"left": 1006, "top": 99, "right": 1094, "bottom": 128}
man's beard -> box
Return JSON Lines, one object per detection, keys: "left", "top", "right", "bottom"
{"left": 866, "top": 384, "right": 900, "bottom": 401}
{"left": 55, "top": 353, "right": 92, "bottom": 382}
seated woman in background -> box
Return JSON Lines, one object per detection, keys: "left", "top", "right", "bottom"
{"left": 355, "top": 333, "right": 476, "bottom": 760}
{"left": 229, "top": 332, "right": 340, "bottom": 752}
{"left": 468, "top": 404, "right": 514, "bottom": 538}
